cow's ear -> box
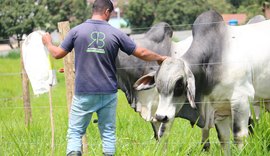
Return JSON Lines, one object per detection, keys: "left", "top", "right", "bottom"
{"left": 133, "top": 72, "right": 156, "bottom": 91}
{"left": 185, "top": 65, "right": 196, "bottom": 109}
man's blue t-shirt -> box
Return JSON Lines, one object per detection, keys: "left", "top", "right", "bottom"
{"left": 61, "top": 19, "right": 136, "bottom": 94}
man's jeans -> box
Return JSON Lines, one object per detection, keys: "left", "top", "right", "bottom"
{"left": 66, "top": 93, "right": 117, "bottom": 155}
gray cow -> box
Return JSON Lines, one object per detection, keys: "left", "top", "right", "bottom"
{"left": 133, "top": 34, "right": 207, "bottom": 137}
{"left": 135, "top": 10, "right": 270, "bottom": 155}
{"left": 117, "top": 22, "right": 203, "bottom": 140}
{"left": 116, "top": 22, "right": 173, "bottom": 139}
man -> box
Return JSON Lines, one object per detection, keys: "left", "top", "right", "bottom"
{"left": 42, "top": 0, "right": 167, "bottom": 155}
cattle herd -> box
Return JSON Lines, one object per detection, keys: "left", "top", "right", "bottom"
{"left": 116, "top": 10, "right": 270, "bottom": 155}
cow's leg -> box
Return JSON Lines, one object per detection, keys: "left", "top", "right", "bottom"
{"left": 201, "top": 128, "right": 210, "bottom": 151}
{"left": 215, "top": 116, "right": 231, "bottom": 155}
{"left": 231, "top": 98, "right": 250, "bottom": 149}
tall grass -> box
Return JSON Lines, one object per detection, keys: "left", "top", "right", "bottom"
{"left": 0, "top": 54, "right": 269, "bottom": 156}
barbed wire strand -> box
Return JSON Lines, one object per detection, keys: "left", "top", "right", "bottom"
{"left": 0, "top": 99, "right": 269, "bottom": 110}
{"left": 0, "top": 21, "right": 226, "bottom": 42}
{"left": 0, "top": 140, "right": 239, "bottom": 146}
{"left": 0, "top": 72, "right": 22, "bottom": 76}
{"left": 0, "top": 58, "right": 265, "bottom": 76}
{"left": 130, "top": 21, "right": 226, "bottom": 31}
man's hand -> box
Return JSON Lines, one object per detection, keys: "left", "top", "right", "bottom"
{"left": 133, "top": 47, "right": 170, "bottom": 65}
{"left": 41, "top": 33, "right": 68, "bottom": 59}
{"left": 157, "top": 56, "right": 168, "bottom": 65}
{"left": 42, "top": 33, "right": 52, "bottom": 47}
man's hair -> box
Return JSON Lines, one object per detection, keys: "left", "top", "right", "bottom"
{"left": 93, "top": 0, "right": 114, "bottom": 14}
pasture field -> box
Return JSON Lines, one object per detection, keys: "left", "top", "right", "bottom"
{"left": 0, "top": 51, "right": 270, "bottom": 156}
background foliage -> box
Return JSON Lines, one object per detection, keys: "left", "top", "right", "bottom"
{"left": 153, "top": 0, "right": 233, "bottom": 30}
{"left": 0, "top": 0, "right": 91, "bottom": 45}
{"left": 1, "top": 0, "right": 270, "bottom": 42}
{"left": 0, "top": 0, "right": 50, "bottom": 46}
{"left": 124, "top": 0, "right": 270, "bottom": 32}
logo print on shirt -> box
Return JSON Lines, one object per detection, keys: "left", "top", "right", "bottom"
{"left": 86, "top": 31, "right": 106, "bottom": 54}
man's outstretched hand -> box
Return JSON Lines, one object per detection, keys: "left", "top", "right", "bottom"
{"left": 42, "top": 33, "right": 52, "bottom": 47}
{"left": 157, "top": 56, "right": 169, "bottom": 65}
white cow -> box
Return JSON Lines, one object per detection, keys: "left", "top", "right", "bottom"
{"left": 246, "top": 15, "right": 270, "bottom": 120}
{"left": 135, "top": 10, "right": 270, "bottom": 154}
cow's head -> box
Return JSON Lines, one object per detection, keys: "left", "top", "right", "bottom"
{"left": 134, "top": 58, "right": 196, "bottom": 123}
{"left": 133, "top": 72, "right": 159, "bottom": 121}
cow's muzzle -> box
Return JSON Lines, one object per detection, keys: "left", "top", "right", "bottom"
{"left": 155, "top": 114, "right": 169, "bottom": 123}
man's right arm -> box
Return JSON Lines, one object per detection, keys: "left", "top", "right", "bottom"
{"left": 132, "top": 47, "right": 168, "bottom": 65}
{"left": 42, "top": 33, "right": 68, "bottom": 59}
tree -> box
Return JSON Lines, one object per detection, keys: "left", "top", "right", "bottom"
{"left": 124, "top": 0, "right": 233, "bottom": 32}
{"left": 155, "top": 0, "right": 232, "bottom": 30}
{"left": 0, "top": 0, "right": 91, "bottom": 48}
{"left": 123, "top": 0, "right": 156, "bottom": 33}
{"left": 69, "top": 0, "right": 91, "bottom": 27}
{"left": 44, "top": 0, "right": 91, "bottom": 31}
{"left": 0, "top": 0, "right": 50, "bottom": 47}
{"left": 235, "top": 0, "right": 270, "bottom": 19}
{"left": 227, "top": 0, "right": 244, "bottom": 8}
{"left": 207, "top": 0, "right": 233, "bottom": 13}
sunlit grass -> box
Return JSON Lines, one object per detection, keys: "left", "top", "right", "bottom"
{"left": 0, "top": 54, "right": 270, "bottom": 156}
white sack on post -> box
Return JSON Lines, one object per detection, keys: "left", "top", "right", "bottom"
{"left": 22, "top": 31, "right": 57, "bottom": 95}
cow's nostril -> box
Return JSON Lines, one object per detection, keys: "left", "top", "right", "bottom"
{"left": 155, "top": 114, "right": 163, "bottom": 121}
{"left": 163, "top": 116, "right": 168, "bottom": 122}
{"left": 155, "top": 114, "right": 169, "bottom": 123}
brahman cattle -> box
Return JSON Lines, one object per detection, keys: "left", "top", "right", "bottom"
{"left": 116, "top": 22, "right": 172, "bottom": 109}
{"left": 246, "top": 15, "right": 270, "bottom": 120}
{"left": 134, "top": 10, "right": 270, "bottom": 154}
{"left": 117, "top": 22, "right": 202, "bottom": 140}
{"left": 116, "top": 22, "right": 173, "bottom": 139}
{"left": 133, "top": 35, "right": 206, "bottom": 140}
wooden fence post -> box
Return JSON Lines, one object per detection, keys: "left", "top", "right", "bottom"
{"left": 57, "top": 21, "right": 75, "bottom": 113}
{"left": 20, "top": 41, "right": 32, "bottom": 126}
{"left": 57, "top": 21, "right": 88, "bottom": 155}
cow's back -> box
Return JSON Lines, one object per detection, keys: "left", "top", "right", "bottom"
{"left": 225, "top": 20, "right": 270, "bottom": 99}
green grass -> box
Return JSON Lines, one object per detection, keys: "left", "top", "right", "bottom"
{"left": 0, "top": 49, "right": 21, "bottom": 59}
{"left": 0, "top": 53, "right": 270, "bottom": 156}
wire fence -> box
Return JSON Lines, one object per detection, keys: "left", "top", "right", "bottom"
{"left": 0, "top": 102, "right": 268, "bottom": 110}
{"left": 0, "top": 20, "right": 228, "bottom": 43}
{"left": 0, "top": 69, "right": 270, "bottom": 108}
{"left": 130, "top": 21, "right": 227, "bottom": 31}
{"left": 0, "top": 72, "right": 22, "bottom": 76}
{"left": 0, "top": 20, "right": 269, "bottom": 109}
{"left": 1, "top": 21, "right": 269, "bottom": 155}
{"left": 0, "top": 94, "right": 269, "bottom": 109}
{"left": 0, "top": 65, "right": 260, "bottom": 109}
{"left": 0, "top": 139, "right": 239, "bottom": 146}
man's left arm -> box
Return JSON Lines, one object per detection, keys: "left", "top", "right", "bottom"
{"left": 132, "top": 47, "right": 168, "bottom": 65}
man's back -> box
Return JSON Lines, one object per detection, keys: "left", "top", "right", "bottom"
{"left": 61, "top": 19, "right": 136, "bottom": 94}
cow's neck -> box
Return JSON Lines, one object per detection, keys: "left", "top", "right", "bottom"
{"left": 181, "top": 26, "right": 227, "bottom": 95}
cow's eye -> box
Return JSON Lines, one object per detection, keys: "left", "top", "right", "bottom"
{"left": 174, "top": 78, "right": 184, "bottom": 96}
